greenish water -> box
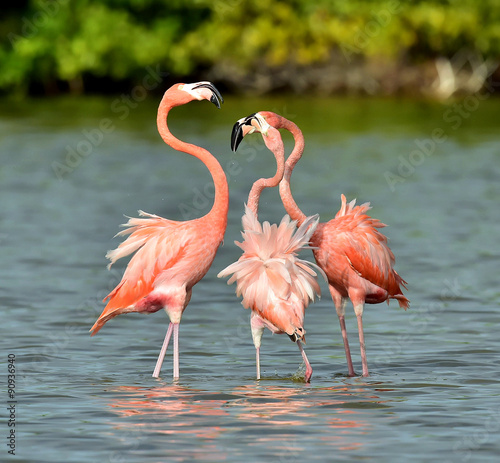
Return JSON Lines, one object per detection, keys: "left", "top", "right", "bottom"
{"left": 1, "top": 93, "right": 499, "bottom": 462}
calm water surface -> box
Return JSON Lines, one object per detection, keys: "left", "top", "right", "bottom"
{"left": 1, "top": 94, "right": 499, "bottom": 462}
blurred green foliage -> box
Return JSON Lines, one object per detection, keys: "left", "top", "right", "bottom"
{"left": 1, "top": 0, "right": 499, "bottom": 95}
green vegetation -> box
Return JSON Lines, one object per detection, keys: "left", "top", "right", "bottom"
{"left": 1, "top": 0, "right": 499, "bottom": 96}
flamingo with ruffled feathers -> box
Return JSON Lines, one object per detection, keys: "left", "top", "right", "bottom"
{"left": 232, "top": 112, "right": 409, "bottom": 377}
{"left": 218, "top": 116, "right": 325, "bottom": 382}
{"left": 90, "top": 82, "right": 227, "bottom": 380}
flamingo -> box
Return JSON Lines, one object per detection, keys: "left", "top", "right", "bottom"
{"left": 90, "top": 82, "right": 227, "bottom": 380}
{"left": 218, "top": 117, "right": 325, "bottom": 382}
{"left": 231, "top": 112, "right": 409, "bottom": 377}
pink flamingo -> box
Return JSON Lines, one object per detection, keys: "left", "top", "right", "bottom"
{"left": 232, "top": 112, "right": 409, "bottom": 377}
{"left": 218, "top": 117, "right": 324, "bottom": 382}
{"left": 90, "top": 82, "right": 227, "bottom": 379}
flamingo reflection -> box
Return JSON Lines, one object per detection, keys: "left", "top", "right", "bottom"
{"left": 106, "top": 381, "right": 390, "bottom": 455}
{"left": 108, "top": 385, "right": 228, "bottom": 441}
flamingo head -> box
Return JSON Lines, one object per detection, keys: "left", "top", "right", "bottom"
{"left": 231, "top": 112, "right": 272, "bottom": 151}
{"left": 170, "top": 81, "right": 224, "bottom": 108}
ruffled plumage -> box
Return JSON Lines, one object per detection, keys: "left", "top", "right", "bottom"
{"left": 218, "top": 206, "right": 326, "bottom": 336}
{"left": 320, "top": 195, "right": 409, "bottom": 308}
{"left": 90, "top": 210, "right": 222, "bottom": 335}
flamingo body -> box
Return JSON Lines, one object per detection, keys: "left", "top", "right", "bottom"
{"left": 220, "top": 207, "right": 322, "bottom": 340}
{"left": 91, "top": 212, "right": 225, "bottom": 332}
{"left": 311, "top": 195, "right": 408, "bottom": 307}
{"left": 231, "top": 111, "right": 409, "bottom": 377}
{"left": 90, "top": 82, "right": 227, "bottom": 379}
{"left": 219, "top": 122, "right": 324, "bottom": 381}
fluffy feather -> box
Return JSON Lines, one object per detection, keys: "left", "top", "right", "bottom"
{"left": 324, "top": 195, "right": 409, "bottom": 308}
{"left": 90, "top": 210, "right": 222, "bottom": 335}
{"left": 218, "top": 206, "right": 326, "bottom": 337}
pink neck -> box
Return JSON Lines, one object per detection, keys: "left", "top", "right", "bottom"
{"left": 276, "top": 116, "right": 307, "bottom": 226}
{"left": 247, "top": 138, "right": 285, "bottom": 219}
{"left": 157, "top": 95, "right": 229, "bottom": 222}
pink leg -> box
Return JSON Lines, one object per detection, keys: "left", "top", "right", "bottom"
{"left": 173, "top": 323, "right": 180, "bottom": 380}
{"left": 152, "top": 322, "right": 174, "bottom": 378}
{"left": 355, "top": 312, "right": 369, "bottom": 377}
{"left": 251, "top": 314, "right": 264, "bottom": 380}
{"left": 297, "top": 340, "right": 312, "bottom": 382}
{"left": 256, "top": 347, "right": 261, "bottom": 380}
{"left": 330, "top": 287, "right": 356, "bottom": 376}
{"left": 338, "top": 315, "right": 356, "bottom": 377}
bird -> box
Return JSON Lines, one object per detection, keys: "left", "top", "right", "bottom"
{"left": 90, "top": 82, "right": 227, "bottom": 380}
{"left": 218, "top": 115, "right": 325, "bottom": 382}
{"left": 231, "top": 111, "right": 409, "bottom": 377}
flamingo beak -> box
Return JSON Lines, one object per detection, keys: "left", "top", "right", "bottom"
{"left": 231, "top": 114, "right": 255, "bottom": 151}
{"left": 231, "top": 120, "right": 245, "bottom": 152}
{"left": 192, "top": 82, "right": 224, "bottom": 109}
{"left": 231, "top": 113, "right": 270, "bottom": 151}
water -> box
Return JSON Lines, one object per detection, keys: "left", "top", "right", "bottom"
{"left": 1, "top": 93, "right": 499, "bottom": 462}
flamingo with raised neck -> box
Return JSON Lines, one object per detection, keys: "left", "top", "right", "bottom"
{"left": 90, "top": 82, "right": 228, "bottom": 380}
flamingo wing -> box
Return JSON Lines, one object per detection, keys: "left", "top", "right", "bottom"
{"left": 341, "top": 230, "right": 394, "bottom": 286}
{"left": 333, "top": 195, "right": 408, "bottom": 301}
{"left": 90, "top": 211, "right": 192, "bottom": 334}
{"left": 338, "top": 230, "right": 409, "bottom": 308}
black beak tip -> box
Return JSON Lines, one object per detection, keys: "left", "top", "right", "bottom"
{"left": 192, "top": 82, "right": 224, "bottom": 109}
{"left": 210, "top": 93, "right": 221, "bottom": 109}
{"left": 230, "top": 122, "right": 244, "bottom": 152}
{"left": 230, "top": 113, "right": 259, "bottom": 151}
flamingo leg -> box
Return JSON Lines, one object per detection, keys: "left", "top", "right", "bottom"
{"left": 251, "top": 315, "right": 264, "bottom": 380}
{"left": 173, "top": 323, "right": 180, "bottom": 380}
{"left": 338, "top": 315, "right": 356, "bottom": 377}
{"left": 297, "top": 340, "right": 312, "bottom": 382}
{"left": 354, "top": 304, "right": 369, "bottom": 377}
{"left": 331, "top": 289, "right": 356, "bottom": 376}
{"left": 256, "top": 347, "right": 261, "bottom": 380}
{"left": 152, "top": 322, "right": 174, "bottom": 378}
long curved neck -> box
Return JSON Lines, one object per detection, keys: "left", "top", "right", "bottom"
{"left": 276, "top": 117, "right": 307, "bottom": 226}
{"left": 247, "top": 137, "right": 285, "bottom": 219}
{"left": 157, "top": 96, "right": 229, "bottom": 224}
